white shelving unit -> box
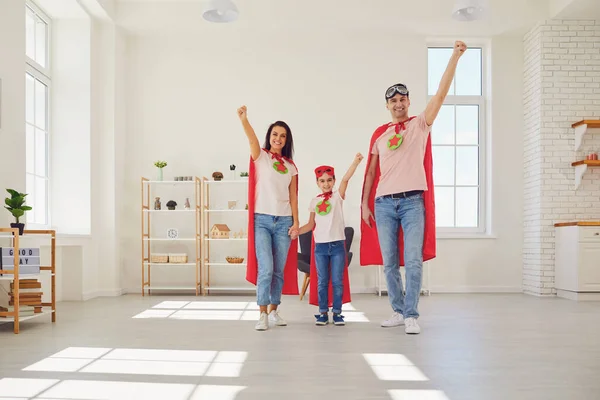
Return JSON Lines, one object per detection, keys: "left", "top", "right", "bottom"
{"left": 201, "top": 177, "right": 255, "bottom": 294}
{"left": 141, "top": 177, "right": 202, "bottom": 295}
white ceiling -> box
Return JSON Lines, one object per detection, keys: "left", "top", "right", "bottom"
{"left": 114, "top": 0, "right": 556, "bottom": 36}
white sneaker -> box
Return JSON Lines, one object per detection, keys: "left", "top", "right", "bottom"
{"left": 268, "top": 310, "right": 287, "bottom": 326}
{"left": 255, "top": 312, "right": 268, "bottom": 331}
{"left": 404, "top": 317, "right": 421, "bottom": 334}
{"left": 381, "top": 312, "right": 405, "bottom": 327}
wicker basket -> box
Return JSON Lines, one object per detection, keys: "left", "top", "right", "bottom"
{"left": 150, "top": 253, "right": 169, "bottom": 263}
{"left": 169, "top": 253, "right": 188, "bottom": 263}
{"left": 226, "top": 257, "right": 245, "bottom": 264}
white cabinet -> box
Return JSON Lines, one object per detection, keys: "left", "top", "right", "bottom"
{"left": 555, "top": 223, "right": 600, "bottom": 300}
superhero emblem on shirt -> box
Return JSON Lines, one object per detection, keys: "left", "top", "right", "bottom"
{"left": 316, "top": 200, "right": 332, "bottom": 216}
{"left": 273, "top": 161, "right": 289, "bottom": 174}
{"left": 387, "top": 133, "right": 403, "bottom": 150}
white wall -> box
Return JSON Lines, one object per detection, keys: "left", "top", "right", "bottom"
{"left": 523, "top": 20, "right": 600, "bottom": 296}
{"left": 51, "top": 18, "right": 92, "bottom": 234}
{"left": 121, "top": 29, "right": 526, "bottom": 294}
{"left": 0, "top": 0, "right": 26, "bottom": 228}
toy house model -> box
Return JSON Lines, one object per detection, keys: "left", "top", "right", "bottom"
{"left": 210, "top": 224, "right": 231, "bottom": 239}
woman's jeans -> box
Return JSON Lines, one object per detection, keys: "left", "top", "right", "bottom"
{"left": 254, "top": 213, "right": 293, "bottom": 306}
{"left": 314, "top": 240, "right": 345, "bottom": 314}
{"left": 374, "top": 193, "right": 425, "bottom": 319}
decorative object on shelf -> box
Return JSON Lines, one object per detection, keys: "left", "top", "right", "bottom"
{"left": 166, "top": 200, "right": 177, "bottom": 210}
{"left": 210, "top": 224, "right": 231, "bottom": 239}
{"left": 586, "top": 152, "right": 598, "bottom": 160}
{"left": 175, "top": 176, "right": 181, "bottom": 181}
{"left": 4, "top": 189, "right": 32, "bottom": 235}
{"left": 228, "top": 200, "right": 237, "bottom": 210}
{"left": 154, "top": 160, "right": 167, "bottom": 181}
{"left": 167, "top": 228, "right": 179, "bottom": 239}
{"left": 226, "top": 256, "right": 245, "bottom": 264}
{"left": 232, "top": 229, "right": 245, "bottom": 239}
{"left": 230, "top": 164, "right": 236, "bottom": 180}
{"left": 240, "top": 171, "right": 249, "bottom": 179}
{"left": 184, "top": 198, "right": 191, "bottom": 210}
{"left": 212, "top": 171, "right": 224, "bottom": 181}
{"left": 154, "top": 197, "right": 161, "bottom": 210}
{"left": 150, "top": 253, "right": 169, "bottom": 263}
{"left": 169, "top": 253, "right": 188, "bottom": 263}
{"left": 245, "top": 203, "right": 248, "bottom": 210}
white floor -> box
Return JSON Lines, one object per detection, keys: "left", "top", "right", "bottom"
{"left": 0, "top": 293, "right": 599, "bottom": 399}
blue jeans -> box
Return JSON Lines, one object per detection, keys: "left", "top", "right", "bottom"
{"left": 374, "top": 193, "right": 425, "bottom": 319}
{"left": 254, "top": 213, "right": 293, "bottom": 306}
{"left": 314, "top": 240, "right": 345, "bottom": 314}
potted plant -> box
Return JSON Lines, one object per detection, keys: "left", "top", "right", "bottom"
{"left": 154, "top": 160, "right": 167, "bottom": 181}
{"left": 166, "top": 200, "right": 177, "bottom": 210}
{"left": 4, "top": 189, "right": 32, "bottom": 235}
{"left": 240, "top": 172, "right": 249, "bottom": 179}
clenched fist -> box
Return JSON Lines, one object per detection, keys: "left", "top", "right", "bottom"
{"left": 237, "top": 105, "right": 248, "bottom": 121}
{"left": 453, "top": 41, "right": 467, "bottom": 57}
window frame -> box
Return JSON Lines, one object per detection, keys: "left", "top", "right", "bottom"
{"left": 25, "top": 0, "right": 52, "bottom": 229}
{"left": 426, "top": 41, "right": 489, "bottom": 237}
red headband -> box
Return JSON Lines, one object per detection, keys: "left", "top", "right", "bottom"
{"left": 315, "top": 165, "right": 335, "bottom": 178}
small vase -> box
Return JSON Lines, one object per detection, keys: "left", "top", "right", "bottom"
{"left": 157, "top": 168, "right": 163, "bottom": 181}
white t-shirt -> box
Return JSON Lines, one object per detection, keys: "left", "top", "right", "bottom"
{"left": 309, "top": 191, "right": 346, "bottom": 244}
{"left": 254, "top": 150, "right": 298, "bottom": 216}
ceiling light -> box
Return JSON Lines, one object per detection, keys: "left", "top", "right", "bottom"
{"left": 202, "top": 0, "right": 239, "bottom": 23}
{"left": 452, "top": 0, "right": 486, "bottom": 21}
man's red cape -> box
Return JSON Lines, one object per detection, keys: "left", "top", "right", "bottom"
{"left": 359, "top": 118, "right": 436, "bottom": 267}
{"left": 308, "top": 201, "right": 352, "bottom": 307}
{"left": 246, "top": 149, "right": 299, "bottom": 295}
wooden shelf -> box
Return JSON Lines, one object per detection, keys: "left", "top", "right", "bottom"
{"left": 571, "top": 160, "right": 600, "bottom": 167}
{"left": 0, "top": 228, "right": 56, "bottom": 334}
{"left": 201, "top": 177, "right": 250, "bottom": 296}
{"left": 571, "top": 160, "right": 600, "bottom": 189}
{"left": 141, "top": 176, "right": 202, "bottom": 296}
{"left": 572, "top": 120, "right": 600, "bottom": 151}
{"left": 555, "top": 221, "right": 600, "bottom": 227}
{"left": 571, "top": 120, "right": 600, "bottom": 128}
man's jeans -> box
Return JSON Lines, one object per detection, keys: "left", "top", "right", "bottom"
{"left": 374, "top": 193, "right": 425, "bottom": 319}
{"left": 314, "top": 240, "right": 345, "bottom": 314}
{"left": 254, "top": 213, "right": 293, "bottom": 306}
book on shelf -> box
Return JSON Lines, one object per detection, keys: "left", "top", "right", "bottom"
{"left": 0, "top": 305, "right": 41, "bottom": 316}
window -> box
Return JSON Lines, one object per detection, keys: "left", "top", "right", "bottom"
{"left": 25, "top": 2, "right": 51, "bottom": 226}
{"left": 427, "top": 46, "right": 485, "bottom": 233}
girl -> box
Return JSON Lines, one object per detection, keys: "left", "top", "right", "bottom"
{"left": 238, "top": 105, "right": 300, "bottom": 331}
{"left": 299, "top": 153, "right": 363, "bottom": 325}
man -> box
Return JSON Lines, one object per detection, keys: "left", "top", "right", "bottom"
{"left": 360, "top": 41, "right": 467, "bottom": 334}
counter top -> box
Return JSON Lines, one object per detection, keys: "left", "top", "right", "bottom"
{"left": 554, "top": 221, "right": 600, "bottom": 227}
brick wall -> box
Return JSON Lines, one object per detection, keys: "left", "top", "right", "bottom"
{"left": 523, "top": 20, "right": 600, "bottom": 296}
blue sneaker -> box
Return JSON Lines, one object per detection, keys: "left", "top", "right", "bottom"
{"left": 333, "top": 313, "right": 345, "bottom": 326}
{"left": 315, "top": 313, "right": 328, "bottom": 326}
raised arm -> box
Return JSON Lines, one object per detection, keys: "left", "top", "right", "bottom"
{"left": 237, "top": 105, "right": 261, "bottom": 161}
{"left": 361, "top": 154, "right": 378, "bottom": 227}
{"left": 424, "top": 41, "right": 467, "bottom": 126}
{"left": 339, "top": 153, "right": 364, "bottom": 200}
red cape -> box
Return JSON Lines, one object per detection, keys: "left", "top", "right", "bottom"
{"left": 308, "top": 221, "right": 351, "bottom": 308}
{"left": 246, "top": 149, "right": 299, "bottom": 295}
{"left": 359, "top": 118, "right": 436, "bottom": 266}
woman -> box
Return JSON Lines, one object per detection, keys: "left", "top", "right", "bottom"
{"left": 238, "top": 105, "right": 300, "bottom": 331}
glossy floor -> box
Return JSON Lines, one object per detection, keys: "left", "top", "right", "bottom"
{"left": 0, "top": 293, "right": 599, "bottom": 399}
